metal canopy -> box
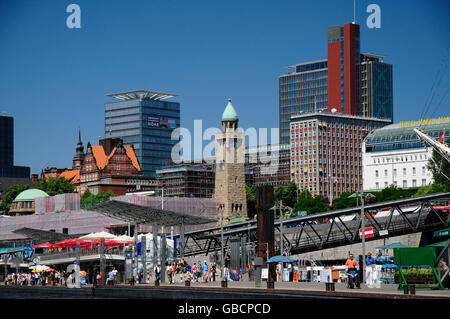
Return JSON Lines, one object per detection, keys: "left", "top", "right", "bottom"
{"left": 88, "top": 199, "right": 216, "bottom": 226}
{"left": 13, "top": 227, "right": 77, "bottom": 242}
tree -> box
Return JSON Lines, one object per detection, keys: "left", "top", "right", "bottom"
{"left": 332, "top": 191, "right": 358, "bottom": 210}
{"left": 426, "top": 140, "right": 450, "bottom": 192}
{"left": 293, "top": 190, "right": 330, "bottom": 216}
{"left": 284, "top": 181, "right": 299, "bottom": 208}
{"left": 35, "top": 177, "right": 75, "bottom": 196}
{"left": 274, "top": 185, "right": 285, "bottom": 205}
{"left": 0, "top": 184, "right": 30, "bottom": 210}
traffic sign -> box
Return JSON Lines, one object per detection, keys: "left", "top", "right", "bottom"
{"left": 359, "top": 227, "right": 374, "bottom": 239}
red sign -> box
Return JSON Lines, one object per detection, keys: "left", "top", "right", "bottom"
{"left": 359, "top": 227, "right": 374, "bottom": 239}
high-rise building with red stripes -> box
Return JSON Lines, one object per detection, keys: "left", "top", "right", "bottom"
{"left": 327, "top": 23, "right": 360, "bottom": 115}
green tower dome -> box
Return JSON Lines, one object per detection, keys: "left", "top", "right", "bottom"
{"left": 221, "top": 98, "right": 238, "bottom": 121}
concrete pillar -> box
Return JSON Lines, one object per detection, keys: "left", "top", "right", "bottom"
{"left": 99, "top": 238, "right": 105, "bottom": 285}
{"left": 141, "top": 235, "right": 147, "bottom": 283}
{"left": 160, "top": 226, "right": 167, "bottom": 283}
{"left": 180, "top": 218, "right": 185, "bottom": 258}
{"left": 152, "top": 224, "right": 158, "bottom": 272}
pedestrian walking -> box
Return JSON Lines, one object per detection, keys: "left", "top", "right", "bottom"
{"left": 211, "top": 261, "right": 216, "bottom": 282}
{"left": 276, "top": 263, "right": 282, "bottom": 282}
{"left": 202, "top": 260, "right": 209, "bottom": 282}
{"left": 154, "top": 263, "right": 161, "bottom": 284}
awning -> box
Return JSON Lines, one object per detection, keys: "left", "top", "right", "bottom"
{"left": 88, "top": 199, "right": 217, "bottom": 226}
{"left": 13, "top": 227, "right": 76, "bottom": 242}
{"left": 426, "top": 240, "right": 450, "bottom": 248}
{"left": 32, "top": 242, "right": 53, "bottom": 249}
{"left": 266, "top": 255, "right": 297, "bottom": 263}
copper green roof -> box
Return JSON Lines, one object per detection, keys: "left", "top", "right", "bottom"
{"left": 13, "top": 189, "right": 49, "bottom": 202}
{"left": 222, "top": 98, "right": 238, "bottom": 121}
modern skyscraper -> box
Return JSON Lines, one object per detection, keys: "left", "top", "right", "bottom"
{"left": 360, "top": 53, "right": 393, "bottom": 119}
{"left": 105, "top": 90, "right": 180, "bottom": 177}
{"left": 279, "top": 23, "right": 393, "bottom": 145}
{"left": 289, "top": 112, "right": 391, "bottom": 202}
{"left": 0, "top": 115, "right": 30, "bottom": 178}
{"left": 279, "top": 60, "right": 329, "bottom": 145}
{"left": 327, "top": 23, "right": 360, "bottom": 115}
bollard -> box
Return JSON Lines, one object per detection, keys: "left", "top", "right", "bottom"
{"left": 221, "top": 279, "right": 228, "bottom": 288}
{"left": 185, "top": 280, "right": 190, "bottom": 287}
{"left": 409, "top": 284, "right": 415, "bottom": 295}
{"left": 267, "top": 281, "right": 274, "bottom": 289}
{"left": 325, "top": 282, "right": 334, "bottom": 292}
{"left": 155, "top": 280, "right": 160, "bottom": 287}
{"left": 403, "top": 285, "right": 409, "bottom": 295}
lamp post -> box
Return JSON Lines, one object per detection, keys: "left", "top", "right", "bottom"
{"left": 270, "top": 200, "right": 292, "bottom": 282}
{"left": 349, "top": 191, "right": 376, "bottom": 284}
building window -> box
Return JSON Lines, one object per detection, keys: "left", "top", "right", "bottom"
{"left": 403, "top": 168, "right": 406, "bottom": 176}
{"left": 412, "top": 179, "right": 417, "bottom": 187}
{"left": 376, "top": 182, "right": 379, "bottom": 190}
{"left": 422, "top": 179, "right": 427, "bottom": 186}
{"left": 403, "top": 180, "right": 407, "bottom": 188}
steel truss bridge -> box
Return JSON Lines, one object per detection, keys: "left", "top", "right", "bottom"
{"left": 176, "top": 193, "right": 450, "bottom": 257}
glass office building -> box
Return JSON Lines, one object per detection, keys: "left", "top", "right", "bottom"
{"left": 279, "top": 60, "right": 329, "bottom": 145}
{"left": 360, "top": 54, "right": 393, "bottom": 120}
{"left": 105, "top": 90, "right": 180, "bottom": 177}
{"left": 0, "top": 115, "right": 30, "bottom": 178}
{"left": 279, "top": 24, "right": 394, "bottom": 145}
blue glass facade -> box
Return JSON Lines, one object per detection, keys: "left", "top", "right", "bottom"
{"left": 279, "top": 61, "right": 328, "bottom": 145}
{"left": 105, "top": 98, "right": 180, "bottom": 177}
{"left": 371, "top": 63, "right": 393, "bottom": 120}
{"left": 0, "top": 115, "right": 30, "bottom": 178}
{"left": 0, "top": 116, "right": 13, "bottom": 166}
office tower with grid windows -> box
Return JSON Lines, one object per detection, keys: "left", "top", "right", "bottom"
{"left": 279, "top": 23, "right": 393, "bottom": 145}
{"left": 105, "top": 90, "right": 180, "bottom": 178}
{"left": 279, "top": 60, "right": 329, "bottom": 145}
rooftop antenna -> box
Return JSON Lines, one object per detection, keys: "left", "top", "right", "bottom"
{"left": 353, "top": 0, "right": 356, "bottom": 24}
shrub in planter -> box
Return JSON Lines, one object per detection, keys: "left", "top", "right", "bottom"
{"left": 395, "top": 268, "right": 434, "bottom": 284}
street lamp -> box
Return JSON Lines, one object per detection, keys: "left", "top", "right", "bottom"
{"left": 270, "top": 200, "right": 292, "bottom": 281}
{"left": 349, "top": 191, "right": 376, "bottom": 283}
{"left": 220, "top": 207, "right": 231, "bottom": 282}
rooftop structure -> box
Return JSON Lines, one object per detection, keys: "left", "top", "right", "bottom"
{"left": 106, "top": 90, "right": 179, "bottom": 101}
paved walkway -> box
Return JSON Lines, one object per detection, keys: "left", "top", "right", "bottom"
{"left": 103, "top": 280, "right": 450, "bottom": 299}
{"left": 2, "top": 281, "right": 448, "bottom": 299}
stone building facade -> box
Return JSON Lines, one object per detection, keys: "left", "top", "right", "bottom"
{"left": 214, "top": 99, "right": 247, "bottom": 221}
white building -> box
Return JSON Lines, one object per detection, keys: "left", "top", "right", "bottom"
{"left": 363, "top": 119, "right": 450, "bottom": 191}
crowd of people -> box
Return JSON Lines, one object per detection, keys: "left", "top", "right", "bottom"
{"left": 165, "top": 259, "right": 219, "bottom": 284}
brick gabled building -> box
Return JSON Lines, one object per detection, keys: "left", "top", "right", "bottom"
{"left": 44, "top": 134, "right": 159, "bottom": 196}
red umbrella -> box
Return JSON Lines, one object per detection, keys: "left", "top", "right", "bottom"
{"left": 52, "top": 238, "right": 97, "bottom": 249}
{"left": 32, "top": 242, "right": 53, "bottom": 249}
{"left": 43, "top": 268, "right": 55, "bottom": 272}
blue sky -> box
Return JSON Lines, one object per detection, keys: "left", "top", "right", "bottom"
{"left": 0, "top": 0, "right": 449, "bottom": 174}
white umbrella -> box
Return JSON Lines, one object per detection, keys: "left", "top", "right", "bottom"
{"left": 29, "top": 265, "right": 49, "bottom": 272}
{"left": 115, "top": 235, "right": 134, "bottom": 242}
{"left": 79, "top": 231, "right": 117, "bottom": 240}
